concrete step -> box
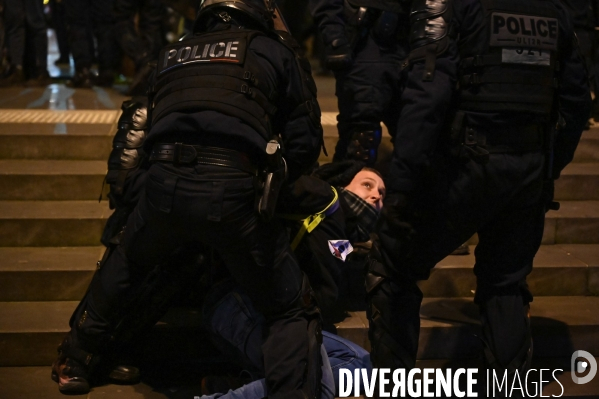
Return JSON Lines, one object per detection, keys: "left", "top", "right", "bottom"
{"left": 0, "top": 123, "right": 113, "bottom": 160}
{"left": 419, "top": 244, "right": 599, "bottom": 297}
{"left": 0, "top": 247, "right": 102, "bottom": 301}
{"left": 556, "top": 163, "right": 599, "bottom": 200}
{"left": 544, "top": 201, "right": 599, "bottom": 244}
{"left": 0, "top": 200, "right": 598, "bottom": 247}
{"left": 0, "top": 245, "right": 596, "bottom": 302}
{"left": 0, "top": 302, "right": 211, "bottom": 367}
{"left": 0, "top": 201, "right": 109, "bottom": 246}
{"left": 0, "top": 160, "right": 107, "bottom": 200}
{"left": 335, "top": 296, "right": 599, "bottom": 360}
{"left": 574, "top": 128, "right": 599, "bottom": 163}
{"left": 1, "top": 296, "right": 597, "bottom": 366}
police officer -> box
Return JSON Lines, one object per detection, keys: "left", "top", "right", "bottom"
{"left": 560, "top": 0, "right": 599, "bottom": 118}
{"left": 64, "top": 0, "right": 120, "bottom": 87}
{"left": 51, "top": 1, "right": 324, "bottom": 397}
{"left": 366, "top": 0, "right": 590, "bottom": 381}
{"left": 113, "top": 0, "right": 166, "bottom": 95}
{"left": 309, "top": 0, "right": 410, "bottom": 164}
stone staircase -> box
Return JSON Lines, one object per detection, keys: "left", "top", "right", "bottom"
{"left": 0, "top": 81, "right": 597, "bottom": 397}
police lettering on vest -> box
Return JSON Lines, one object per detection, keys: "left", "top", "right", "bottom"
{"left": 490, "top": 12, "right": 558, "bottom": 51}
{"left": 158, "top": 36, "right": 249, "bottom": 75}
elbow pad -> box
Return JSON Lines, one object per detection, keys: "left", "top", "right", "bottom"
{"left": 408, "top": 0, "right": 454, "bottom": 81}
{"left": 106, "top": 100, "right": 148, "bottom": 199}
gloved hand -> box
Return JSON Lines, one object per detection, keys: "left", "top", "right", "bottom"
{"left": 379, "top": 192, "right": 415, "bottom": 240}
{"left": 325, "top": 38, "right": 353, "bottom": 71}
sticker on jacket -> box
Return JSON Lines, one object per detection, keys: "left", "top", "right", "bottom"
{"left": 328, "top": 240, "right": 354, "bottom": 262}
{"left": 502, "top": 47, "right": 550, "bottom": 65}
{"left": 490, "top": 12, "right": 558, "bottom": 51}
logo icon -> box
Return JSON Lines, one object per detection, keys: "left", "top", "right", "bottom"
{"left": 328, "top": 240, "right": 353, "bottom": 262}
{"left": 571, "top": 350, "right": 597, "bottom": 384}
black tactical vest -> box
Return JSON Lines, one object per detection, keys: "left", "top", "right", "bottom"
{"left": 150, "top": 29, "right": 279, "bottom": 140}
{"left": 458, "top": 0, "right": 561, "bottom": 116}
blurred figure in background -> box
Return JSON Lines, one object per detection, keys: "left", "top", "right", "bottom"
{"left": 560, "top": 0, "right": 598, "bottom": 124}
{"left": 0, "top": 0, "right": 48, "bottom": 87}
{"left": 309, "top": 0, "right": 410, "bottom": 165}
{"left": 114, "top": 0, "right": 166, "bottom": 95}
{"left": 48, "top": 0, "right": 70, "bottom": 66}
{"left": 64, "top": 0, "right": 119, "bottom": 88}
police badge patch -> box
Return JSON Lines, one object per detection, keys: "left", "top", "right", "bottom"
{"left": 158, "top": 36, "right": 248, "bottom": 75}
{"left": 490, "top": 12, "right": 558, "bottom": 51}
{"left": 328, "top": 240, "right": 354, "bottom": 262}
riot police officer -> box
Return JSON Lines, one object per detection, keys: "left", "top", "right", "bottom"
{"left": 560, "top": 0, "right": 599, "bottom": 118}
{"left": 366, "top": 0, "right": 590, "bottom": 382}
{"left": 51, "top": 1, "right": 324, "bottom": 398}
{"left": 309, "top": 0, "right": 410, "bottom": 164}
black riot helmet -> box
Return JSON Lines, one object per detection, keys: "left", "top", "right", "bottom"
{"left": 194, "top": 0, "right": 276, "bottom": 32}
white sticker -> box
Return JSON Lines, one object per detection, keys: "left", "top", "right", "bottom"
{"left": 502, "top": 47, "right": 550, "bottom": 65}
{"left": 328, "top": 240, "right": 354, "bottom": 262}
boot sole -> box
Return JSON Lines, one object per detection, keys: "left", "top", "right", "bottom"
{"left": 51, "top": 368, "right": 90, "bottom": 393}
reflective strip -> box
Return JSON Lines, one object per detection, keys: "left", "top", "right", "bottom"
{"left": 0, "top": 110, "right": 120, "bottom": 124}
{"left": 0, "top": 109, "right": 337, "bottom": 126}
{"left": 290, "top": 187, "right": 339, "bottom": 251}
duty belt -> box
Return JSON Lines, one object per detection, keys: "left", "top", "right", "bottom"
{"left": 150, "top": 143, "right": 258, "bottom": 175}
{"left": 481, "top": 124, "right": 545, "bottom": 149}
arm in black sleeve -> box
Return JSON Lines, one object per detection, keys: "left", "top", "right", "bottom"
{"left": 308, "top": 0, "right": 347, "bottom": 46}
{"left": 386, "top": 45, "right": 459, "bottom": 194}
{"left": 276, "top": 35, "right": 324, "bottom": 181}
{"left": 553, "top": 3, "right": 592, "bottom": 178}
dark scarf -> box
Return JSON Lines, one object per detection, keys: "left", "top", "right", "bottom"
{"left": 339, "top": 187, "right": 380, "bottom": 242}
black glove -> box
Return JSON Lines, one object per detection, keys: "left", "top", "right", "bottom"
{"left": 379, "top": 193, "right": 415, "bottom": 240}
{"left": 325, "top": 38, "right": 353, "bottom": 71}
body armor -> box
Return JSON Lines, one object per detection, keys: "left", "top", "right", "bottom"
{"left": 151, "top": 28, "right": 320, "bottom": 141}
{"left": 458, "top": 0, "right": 561, "bottom": 115}
{"left": 151, "top": 29, "right": 278, "bottom": 140}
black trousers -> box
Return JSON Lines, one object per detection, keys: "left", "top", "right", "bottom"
{"left": 69, "top": 163, "right": 313, "bottom": 399}
{"left": 333, "top": 31, "right": 406, "bottom": 161}
{"left": 371, "top": 149, "right": 546, "bottom": 369}
{"left": 4, "top": 0, "right": 47, "bottom": 75}
{"left": 113, "top": 0, "right": 165, "bottom": 67}
{"left": 64, "top": 0, "right": 119, "bottom": 72}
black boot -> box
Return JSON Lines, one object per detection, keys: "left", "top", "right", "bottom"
{"left": 68, "top": 67, "right": 94, "bottom": 88}
{"left": 51, "top": 335, "right": 93, "bottom": 394}
{"left": 0, "top": 65, "right": 25, "bottom": 87}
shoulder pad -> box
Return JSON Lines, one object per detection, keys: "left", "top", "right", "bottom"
{"left": 409, "top": 0, "right": 452, "bottom": 48}
{"left": 118, "top": 100, "right": 148, "bottom": 130}
{"left": 273, "top": 30, "right": 301, "bottom": 52}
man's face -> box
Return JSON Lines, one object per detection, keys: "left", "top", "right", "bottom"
{"left": 344, "top": 170, "right": 386, "bottom": 212}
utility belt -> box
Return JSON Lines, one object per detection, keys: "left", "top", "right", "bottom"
{"left": 450, "top": 111, "right": 546, "bottom": 164}
{"left": 149, "top": 143, "right": 258, "bottom": 175}
{"left": 150, "top": 141, "right": 286, "bottom": 221}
